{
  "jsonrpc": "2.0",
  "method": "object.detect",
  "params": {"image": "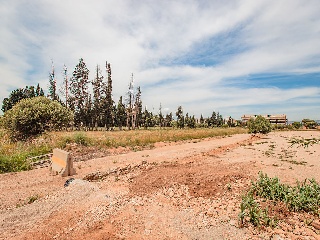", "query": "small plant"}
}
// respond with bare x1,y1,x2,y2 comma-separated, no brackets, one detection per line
239,172,320,228
289,137,320,148
27,194,39,204
16,194,40,207
239,192,277,228
74,132,90,146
